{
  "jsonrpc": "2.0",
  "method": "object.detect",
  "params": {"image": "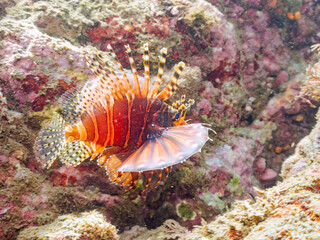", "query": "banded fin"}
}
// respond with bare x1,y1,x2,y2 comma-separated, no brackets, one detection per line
34,114,66,168
34,114,94,168
84,44,185,102
125,44,141,96
60,88,83,124
99,149,141,187
86,49,126,100
60,141,92,166
106,44,133,95
117,123,209,172
149,48,167,98
157,62,185,101
142,170,164,190
141,43,150,97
